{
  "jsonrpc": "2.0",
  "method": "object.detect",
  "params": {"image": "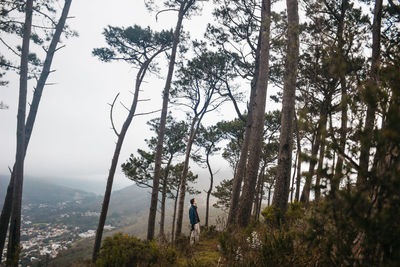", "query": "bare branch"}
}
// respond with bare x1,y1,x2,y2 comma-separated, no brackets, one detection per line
55,44,66,52
328,112,360,171
120,101,130,112
155,8,180,21
134,109,162,117
109,93,120,137
0,37,20,57
138,98,151,102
